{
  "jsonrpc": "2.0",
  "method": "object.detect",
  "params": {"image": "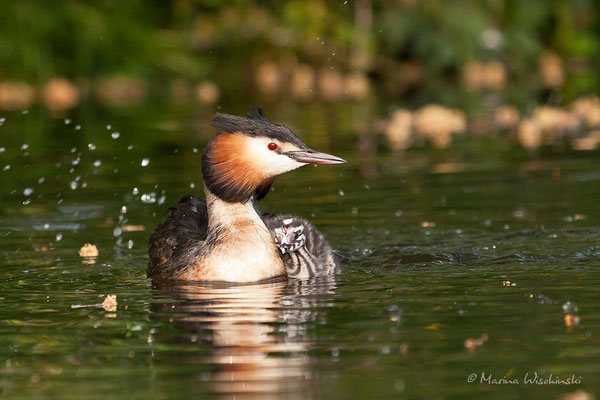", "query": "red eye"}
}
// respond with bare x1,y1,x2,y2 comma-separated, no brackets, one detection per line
268,142,278,151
